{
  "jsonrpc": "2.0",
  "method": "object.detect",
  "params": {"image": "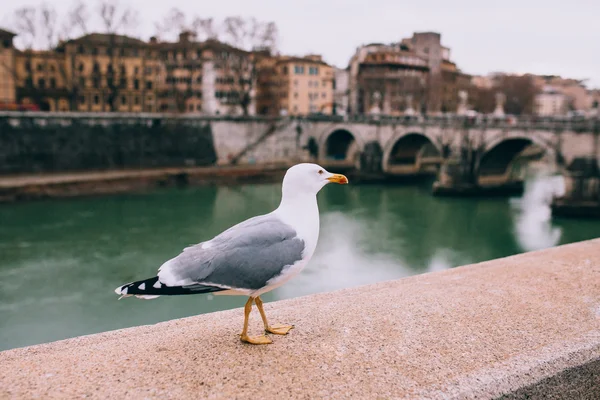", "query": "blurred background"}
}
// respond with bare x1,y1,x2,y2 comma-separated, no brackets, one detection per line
0,0,599,351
